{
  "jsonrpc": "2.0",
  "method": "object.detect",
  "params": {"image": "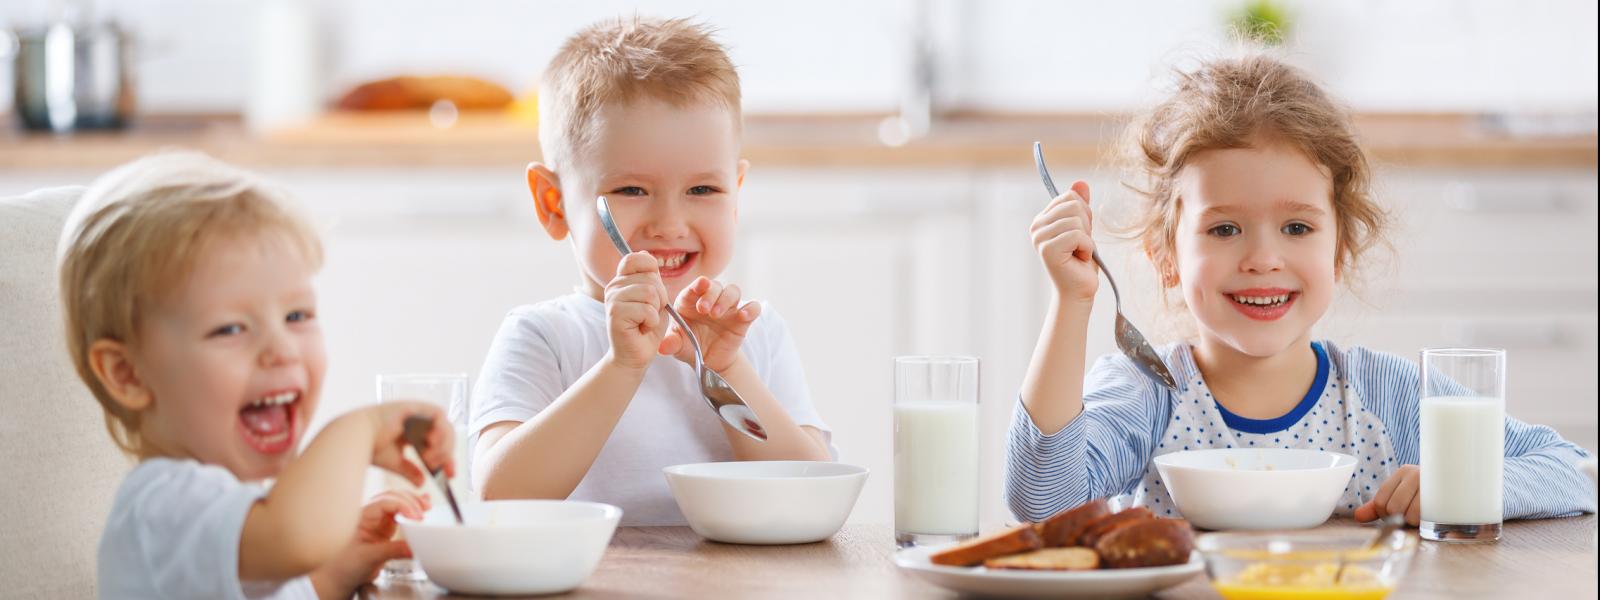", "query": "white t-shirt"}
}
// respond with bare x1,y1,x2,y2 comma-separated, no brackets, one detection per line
468,293,834,525
98,458,317,599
